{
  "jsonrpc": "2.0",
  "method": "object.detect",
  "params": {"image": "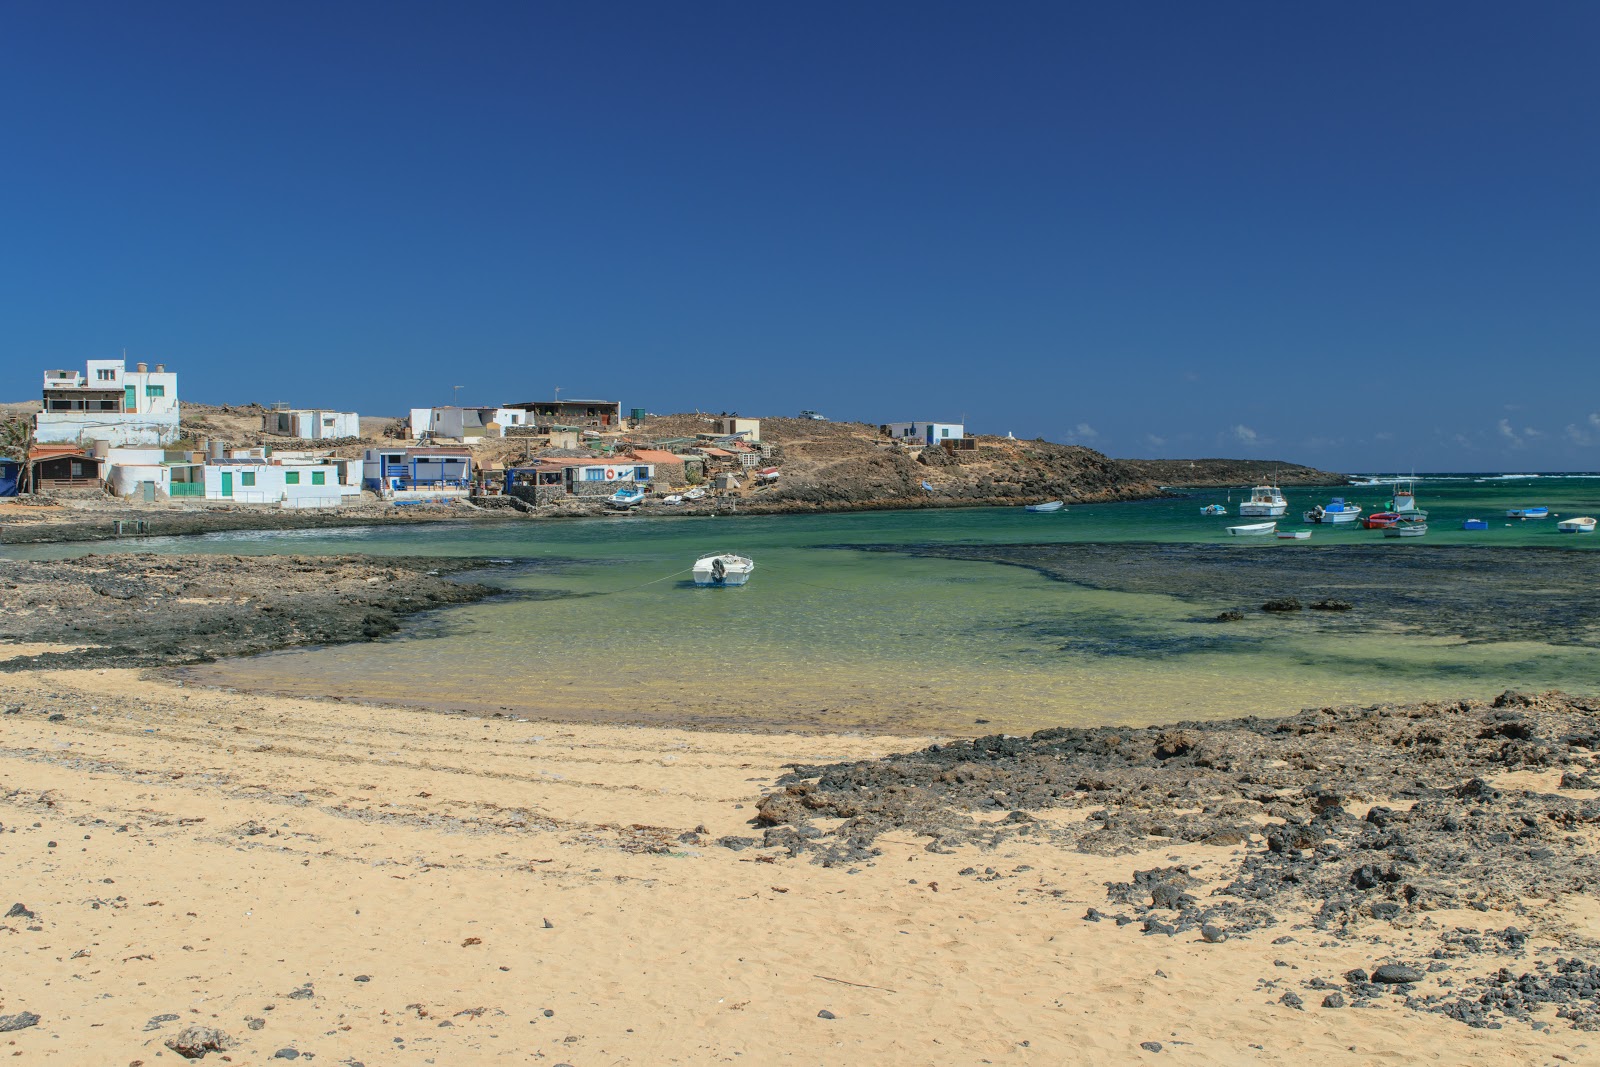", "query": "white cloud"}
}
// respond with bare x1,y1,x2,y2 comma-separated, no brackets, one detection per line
1590,412,1600,430
1453,433,1475,450
1065,423,1099,443
1497,419,1525,448
1374,431,1395,441
1143,433,1167,450
1564,423,1592,446
1230,424,1258,445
